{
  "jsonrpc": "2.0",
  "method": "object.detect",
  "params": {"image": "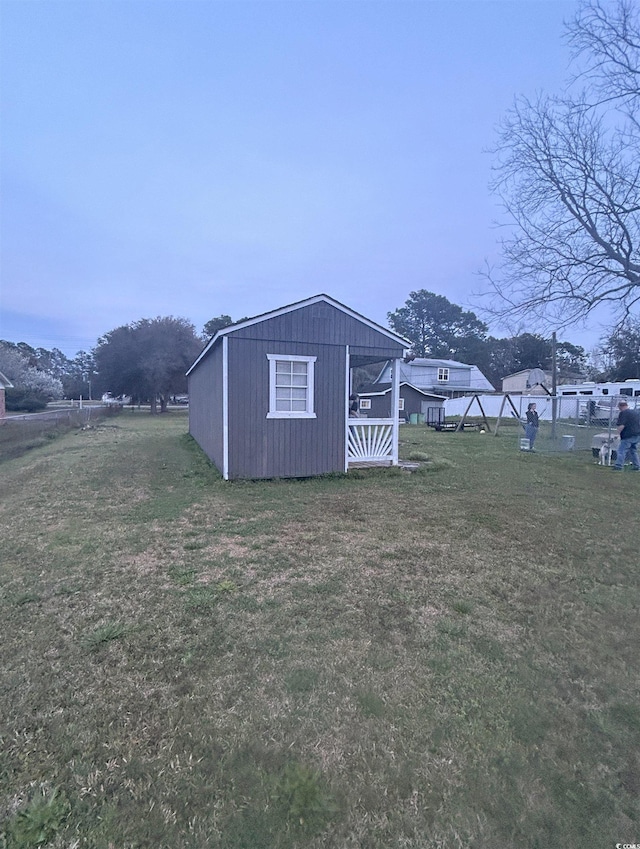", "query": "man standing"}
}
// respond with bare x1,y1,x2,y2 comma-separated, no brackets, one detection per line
612,400,640,471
